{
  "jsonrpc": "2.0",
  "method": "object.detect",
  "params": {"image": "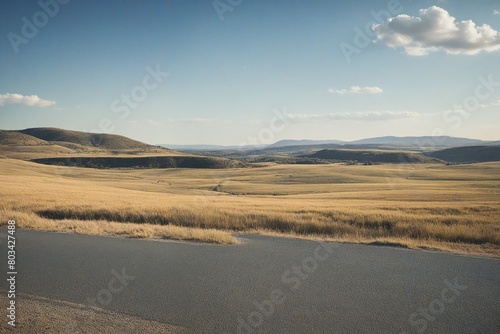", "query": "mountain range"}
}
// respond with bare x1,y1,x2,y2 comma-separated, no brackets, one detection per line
161,136,493,152
1,127,499,165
